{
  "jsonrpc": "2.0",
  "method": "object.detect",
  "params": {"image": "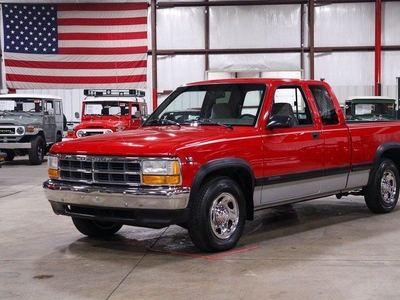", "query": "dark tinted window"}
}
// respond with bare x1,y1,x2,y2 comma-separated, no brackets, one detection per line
309,85,339,125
